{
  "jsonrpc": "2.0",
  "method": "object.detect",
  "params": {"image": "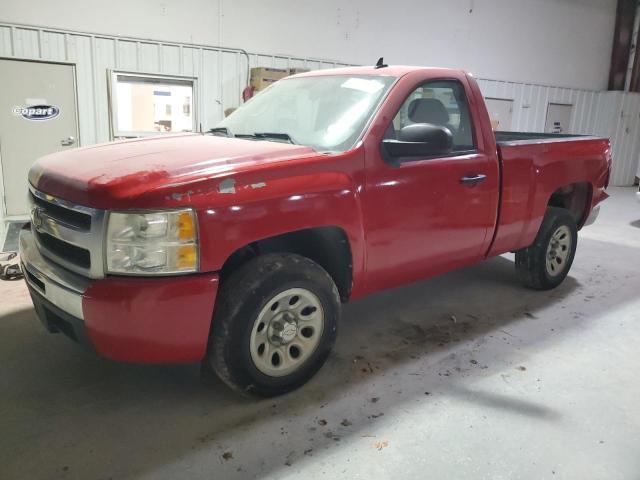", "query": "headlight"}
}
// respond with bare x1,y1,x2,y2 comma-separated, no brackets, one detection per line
106,209,198,275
